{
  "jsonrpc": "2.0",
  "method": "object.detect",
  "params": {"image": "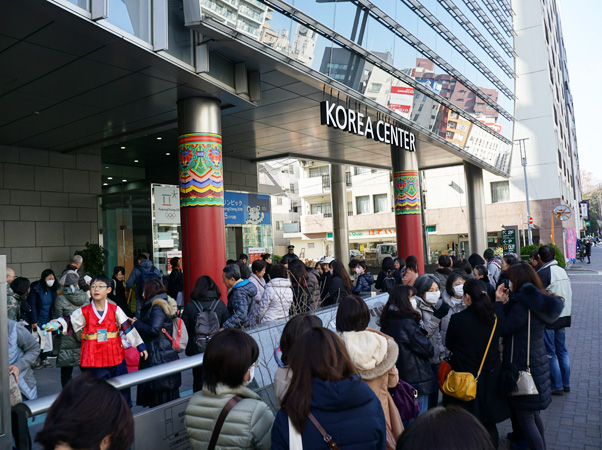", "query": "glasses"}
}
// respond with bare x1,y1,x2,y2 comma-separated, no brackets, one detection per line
90,285,109,290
